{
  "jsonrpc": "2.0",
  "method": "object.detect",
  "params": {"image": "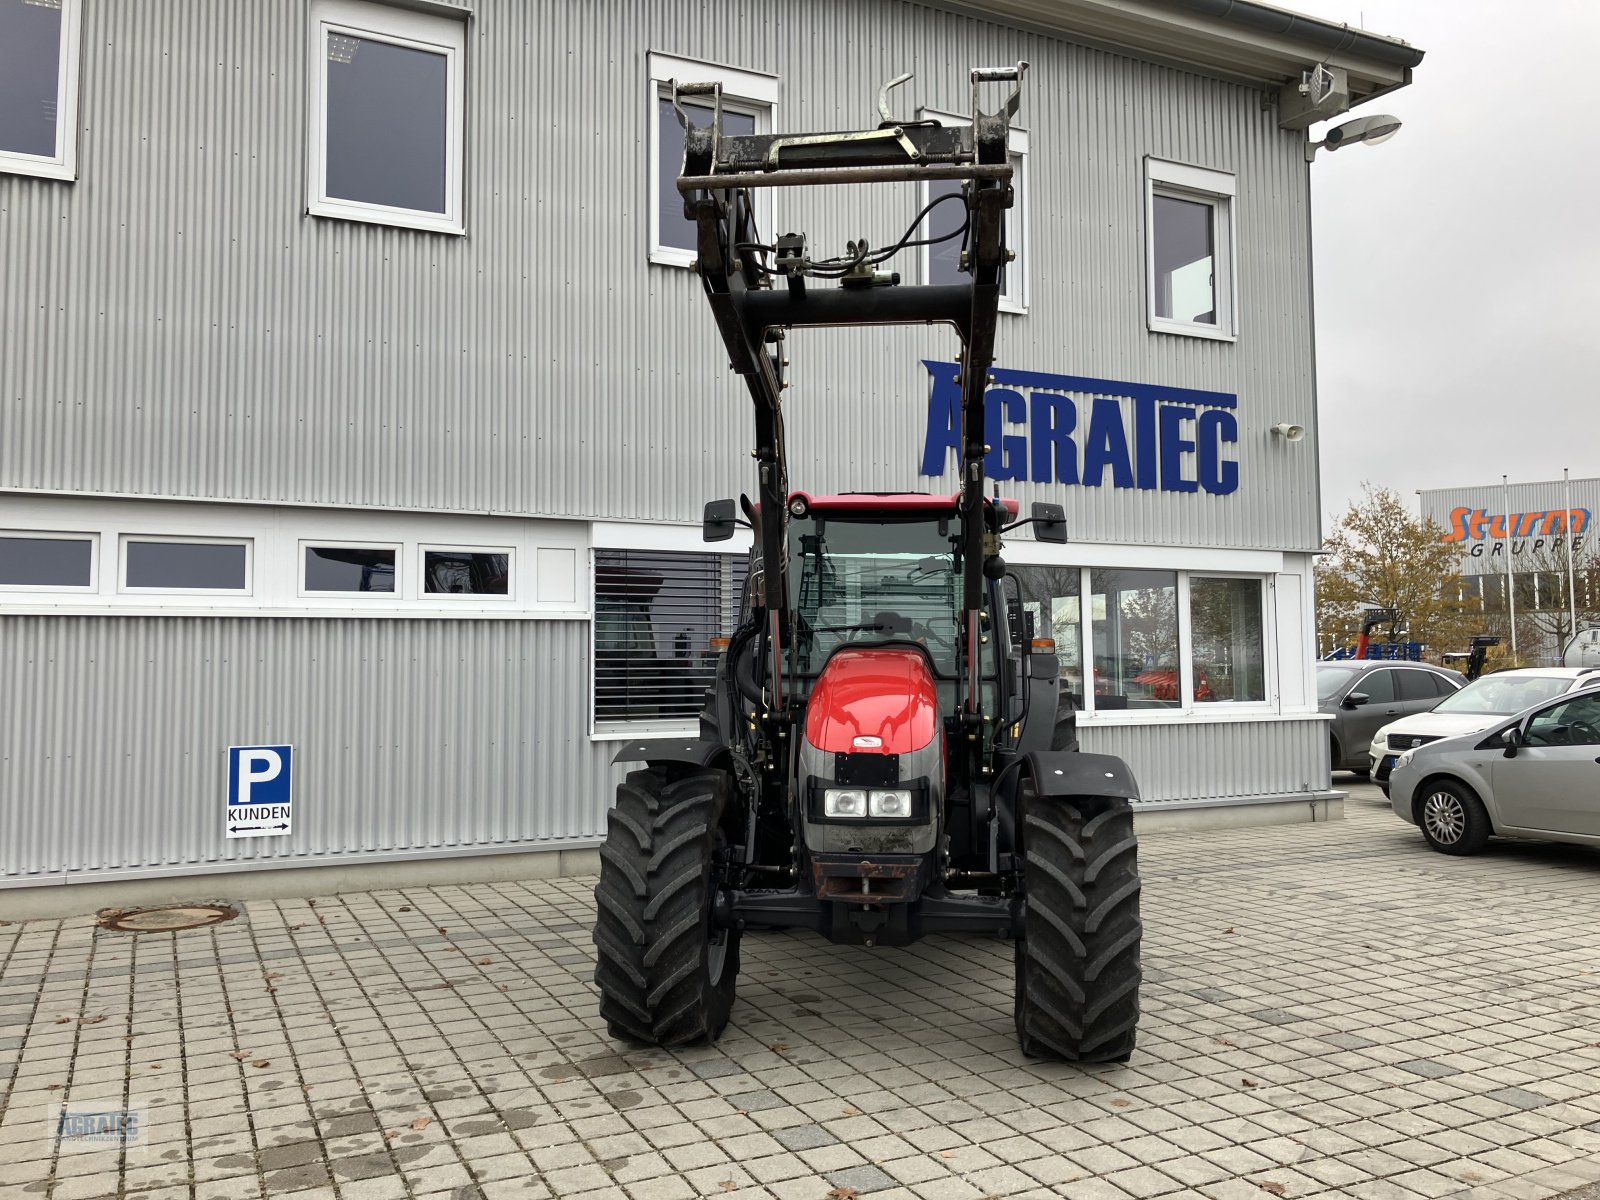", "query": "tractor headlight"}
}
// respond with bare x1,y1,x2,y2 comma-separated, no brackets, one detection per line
823,788,868,817
868,789,913,817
